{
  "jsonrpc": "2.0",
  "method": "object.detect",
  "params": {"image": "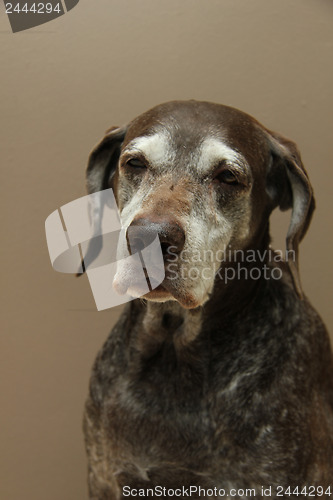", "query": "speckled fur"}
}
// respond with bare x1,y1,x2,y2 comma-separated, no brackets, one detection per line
83,101,333,499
